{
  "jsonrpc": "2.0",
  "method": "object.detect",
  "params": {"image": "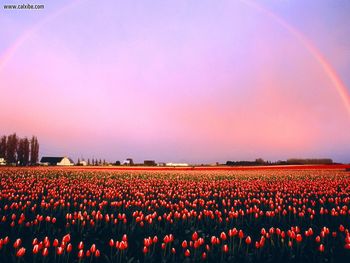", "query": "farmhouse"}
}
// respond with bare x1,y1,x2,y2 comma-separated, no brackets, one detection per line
0,158,6,166
40,156,74,166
